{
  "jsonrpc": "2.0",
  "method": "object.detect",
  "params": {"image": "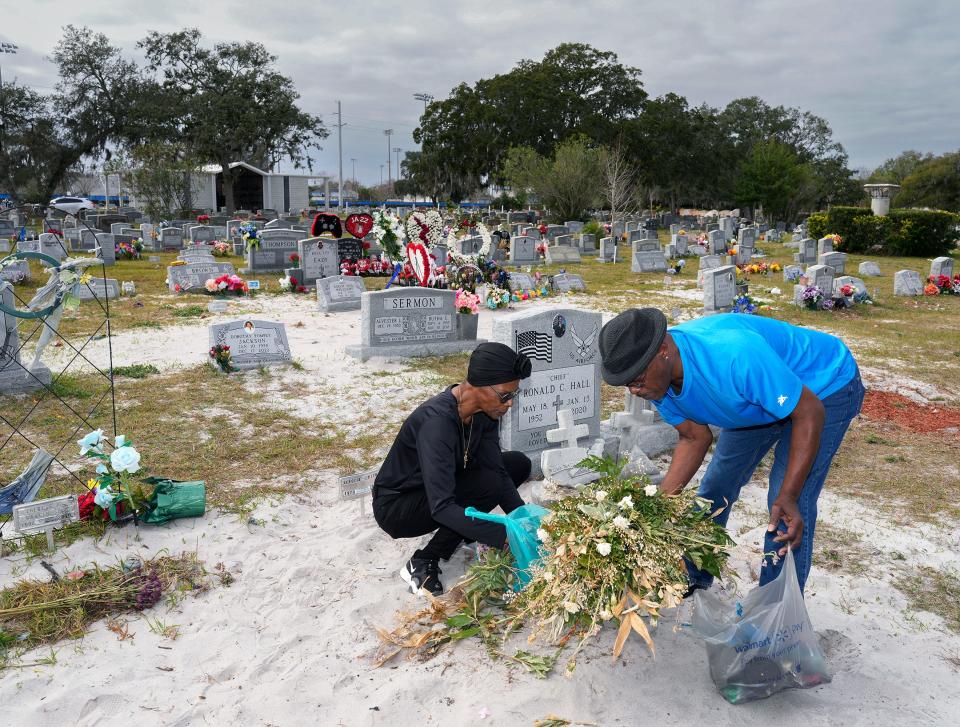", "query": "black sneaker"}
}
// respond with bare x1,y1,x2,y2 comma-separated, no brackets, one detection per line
401,557,443,596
